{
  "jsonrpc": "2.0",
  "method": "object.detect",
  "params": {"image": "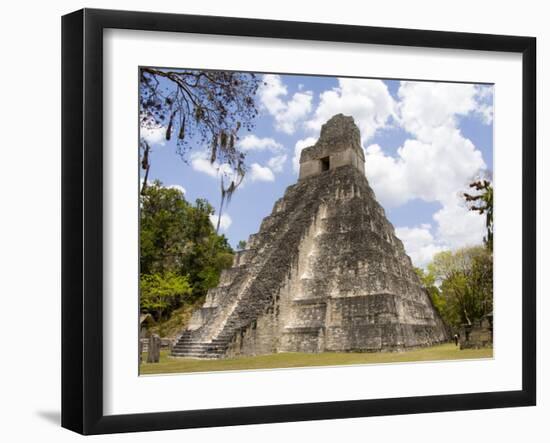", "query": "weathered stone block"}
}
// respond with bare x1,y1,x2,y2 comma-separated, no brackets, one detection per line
147,333,161,363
